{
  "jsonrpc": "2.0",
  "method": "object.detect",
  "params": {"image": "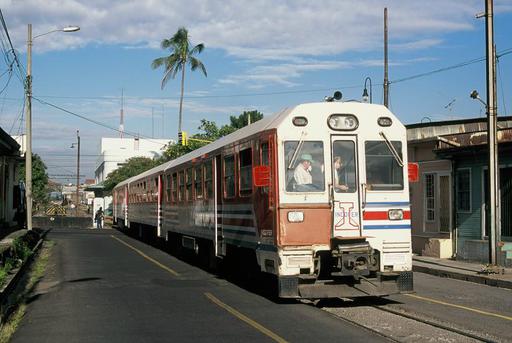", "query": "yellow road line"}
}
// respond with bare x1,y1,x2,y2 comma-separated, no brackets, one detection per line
111,235,180,277
405,293,512,321
204,292,288,343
